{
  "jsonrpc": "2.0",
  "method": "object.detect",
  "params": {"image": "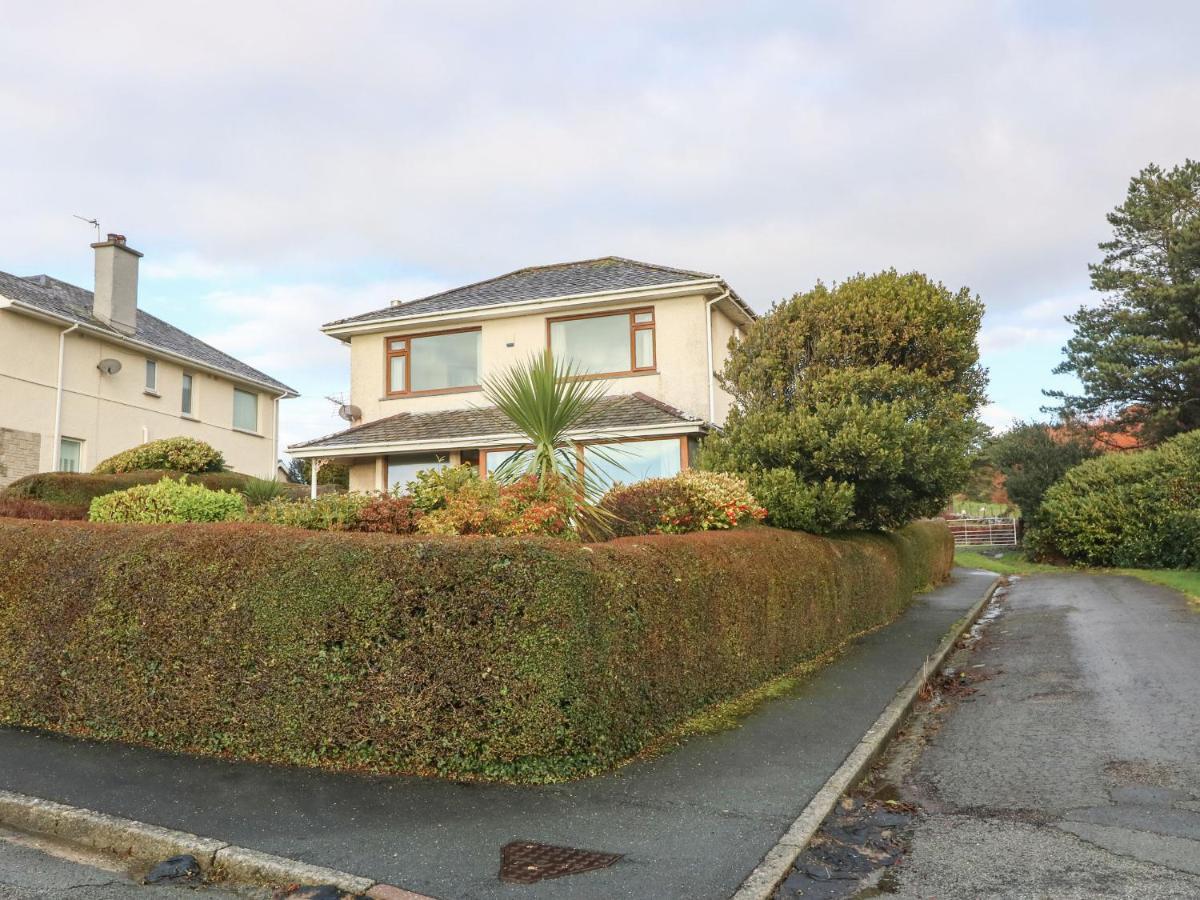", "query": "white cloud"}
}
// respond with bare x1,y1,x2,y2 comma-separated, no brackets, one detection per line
981,403,1020,431
2,1,1196,425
